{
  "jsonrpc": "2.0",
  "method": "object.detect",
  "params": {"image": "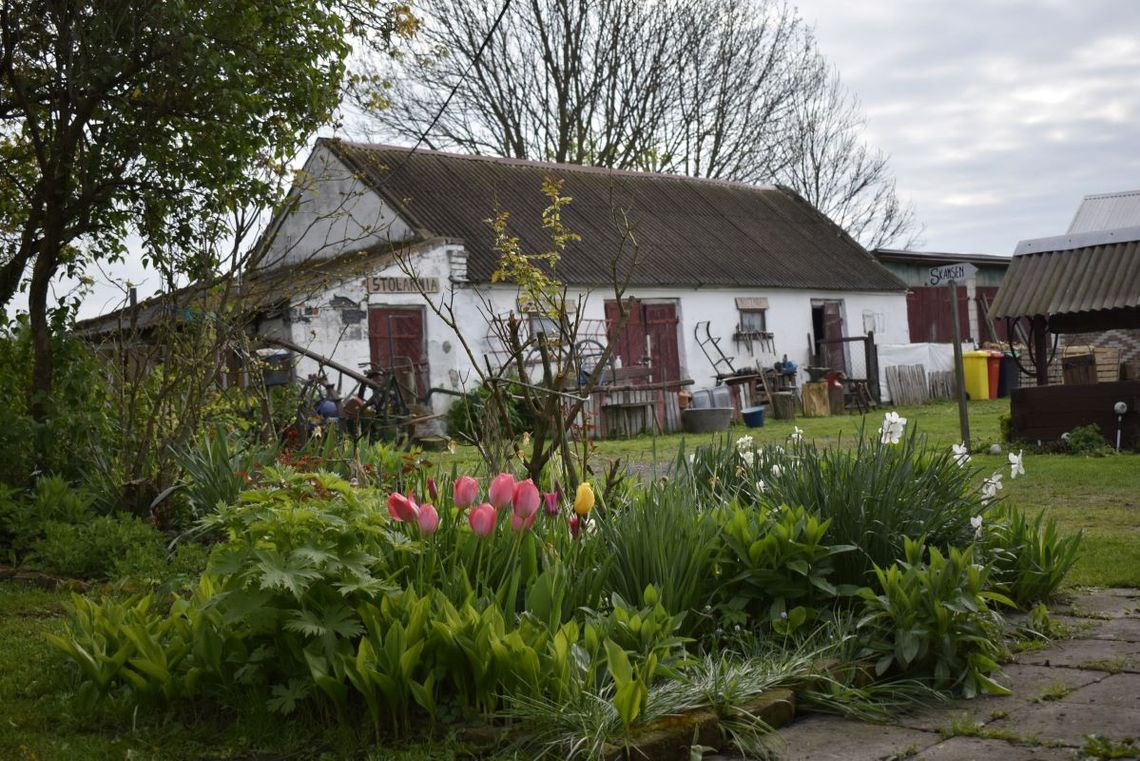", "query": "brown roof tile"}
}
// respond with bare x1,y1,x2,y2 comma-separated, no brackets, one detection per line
325,139,905,292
